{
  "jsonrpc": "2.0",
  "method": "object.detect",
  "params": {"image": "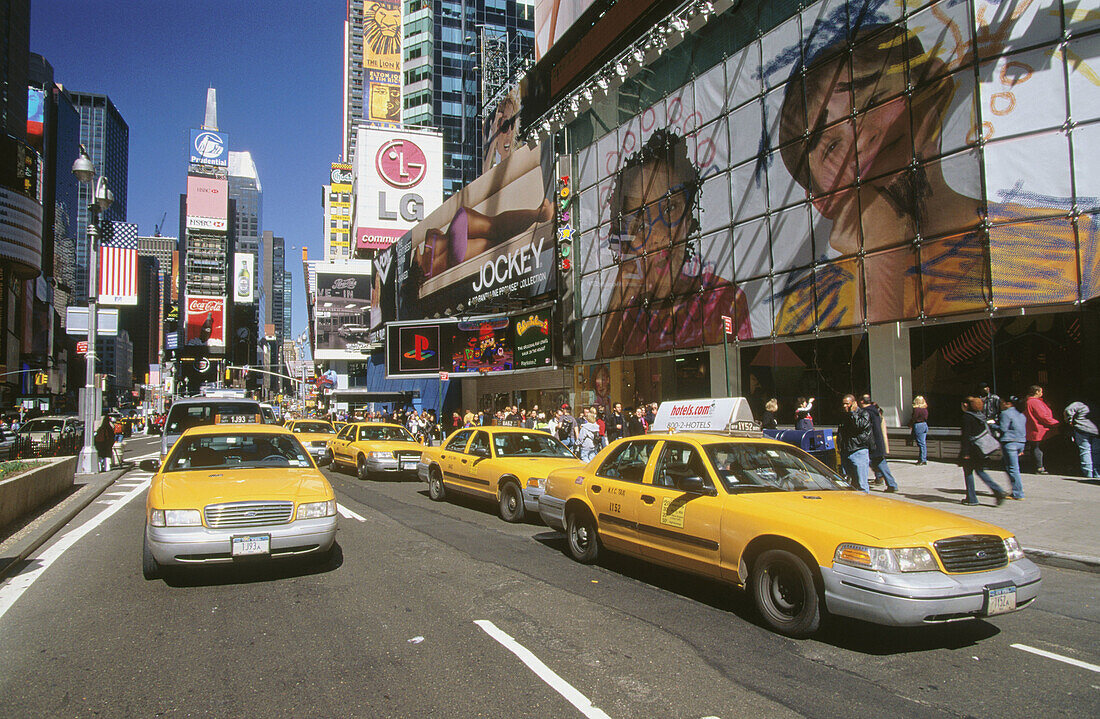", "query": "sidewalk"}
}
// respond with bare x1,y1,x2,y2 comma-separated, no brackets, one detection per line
877,458,1099,570
0,465,129,581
